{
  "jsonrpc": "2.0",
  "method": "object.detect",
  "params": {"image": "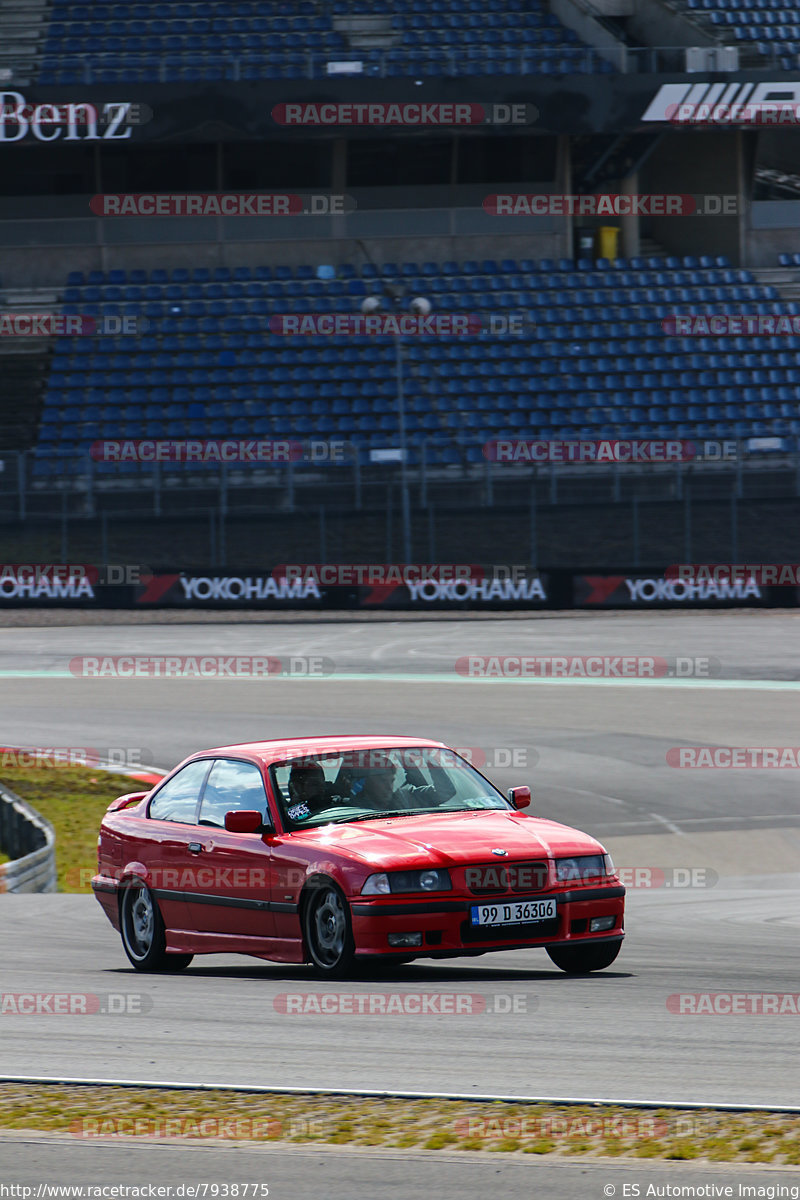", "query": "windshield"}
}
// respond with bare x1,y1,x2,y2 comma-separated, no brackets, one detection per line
270,746,511,830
